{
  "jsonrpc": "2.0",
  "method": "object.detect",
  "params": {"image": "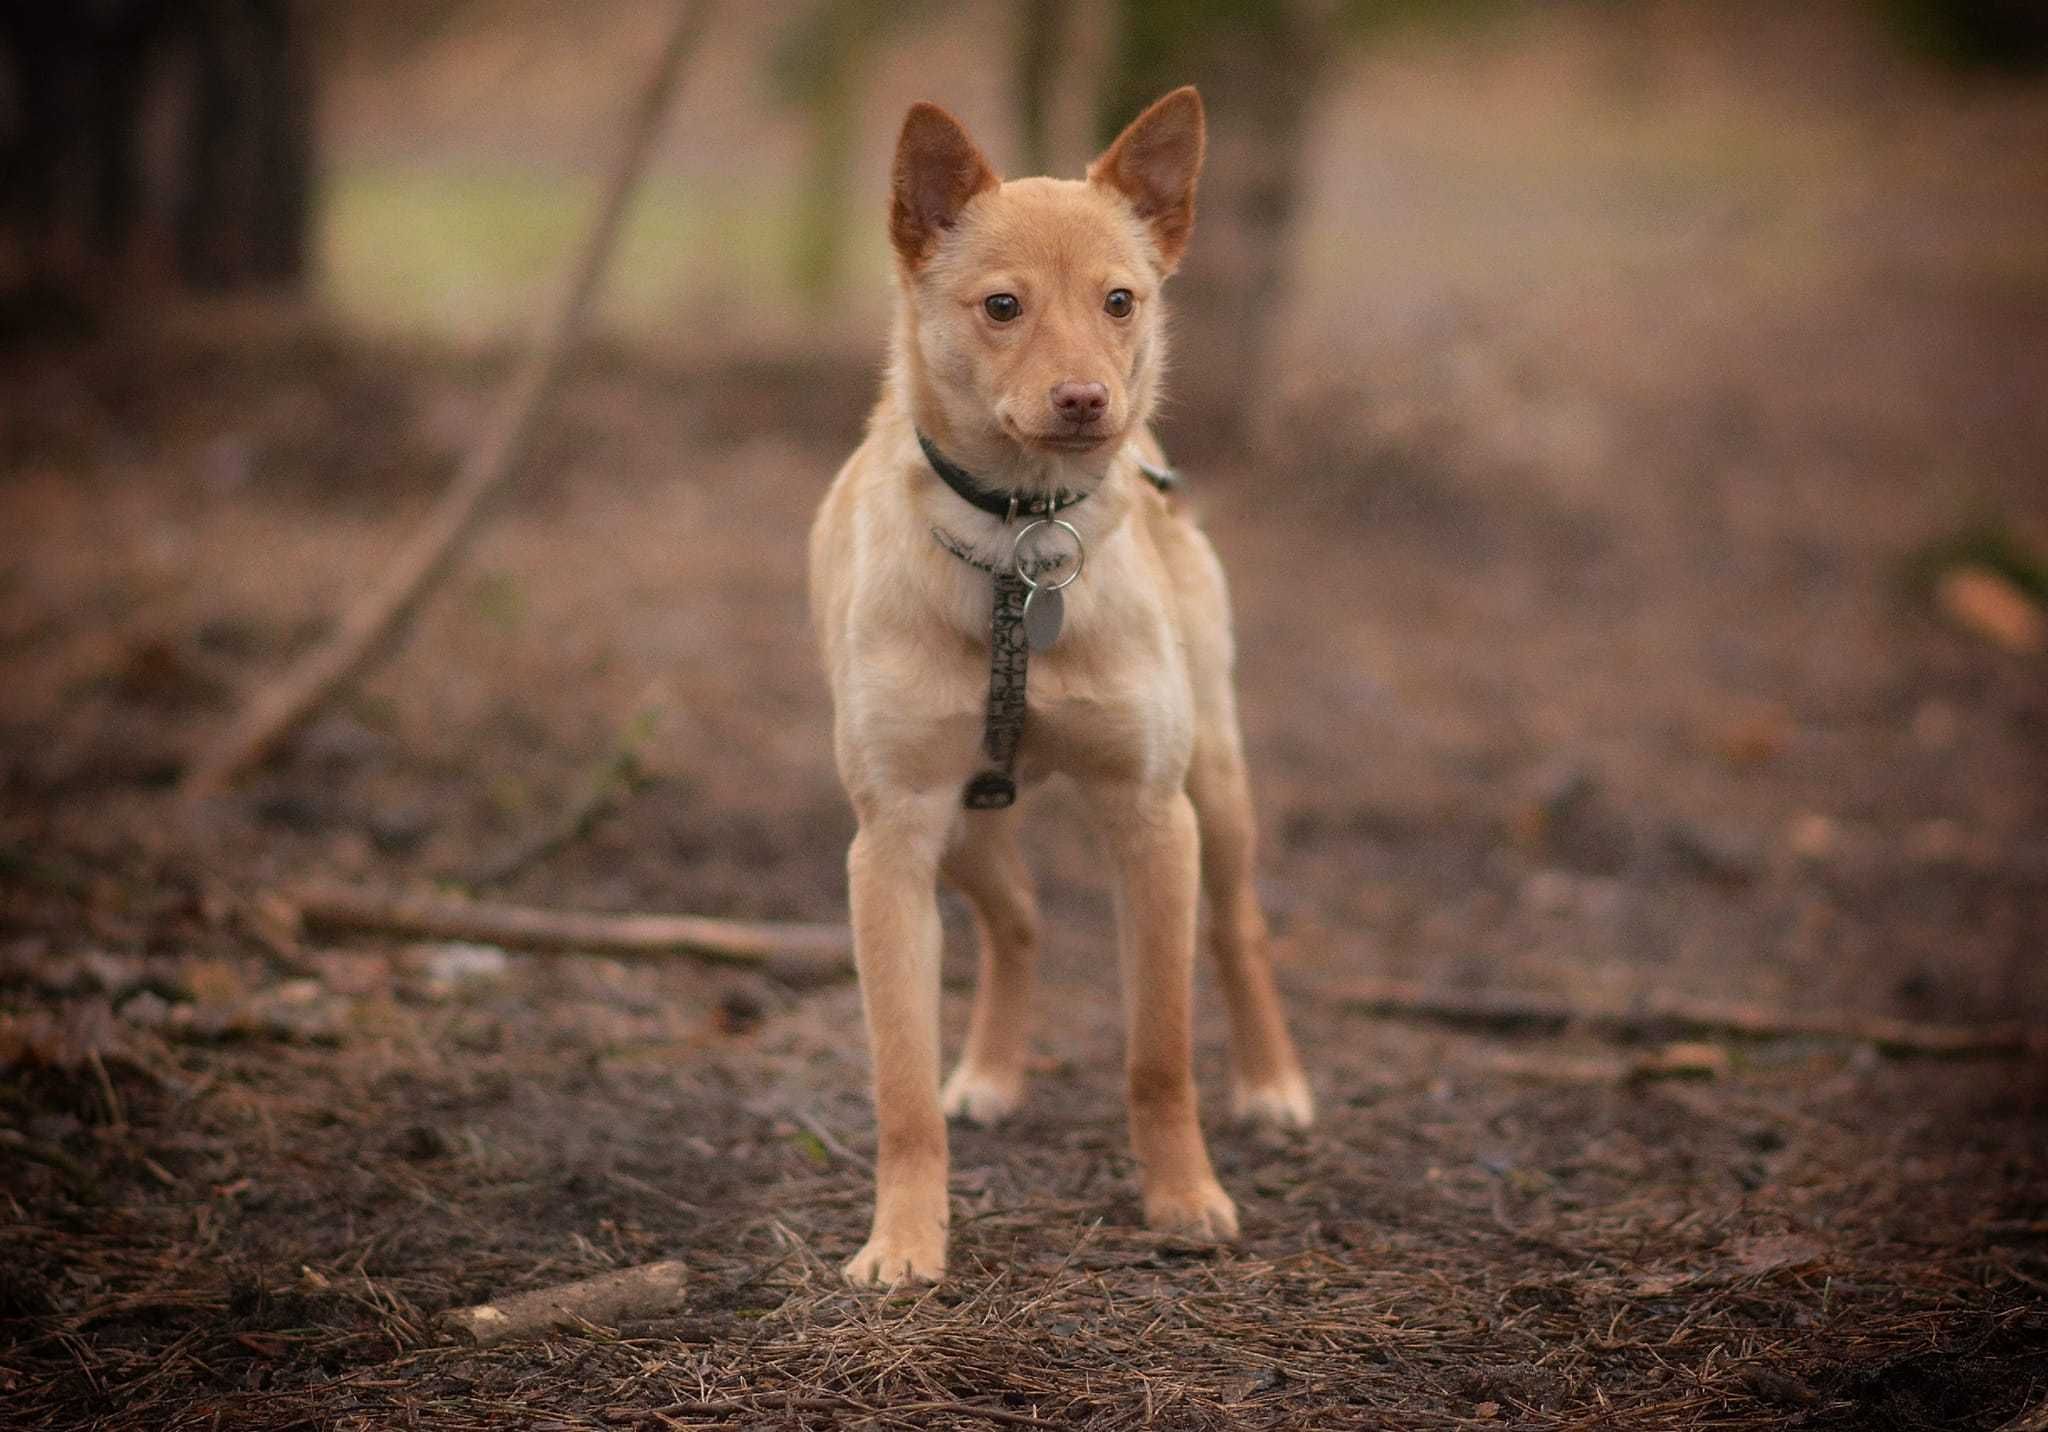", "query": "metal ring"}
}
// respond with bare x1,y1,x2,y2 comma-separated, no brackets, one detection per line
1010,517,1084,592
